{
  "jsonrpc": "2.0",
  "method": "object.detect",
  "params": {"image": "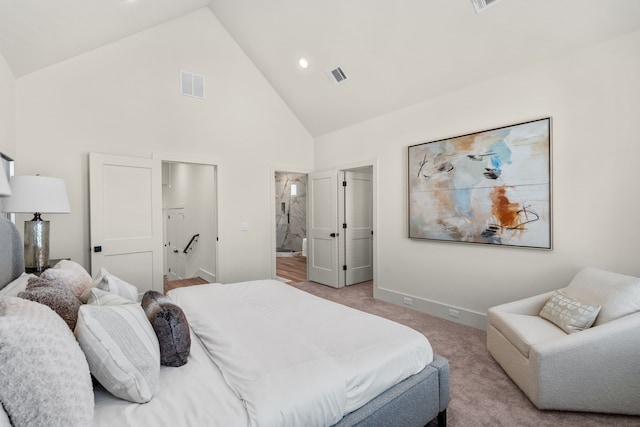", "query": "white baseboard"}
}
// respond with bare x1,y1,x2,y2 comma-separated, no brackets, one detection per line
197,268,216,283
374,286,487,330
